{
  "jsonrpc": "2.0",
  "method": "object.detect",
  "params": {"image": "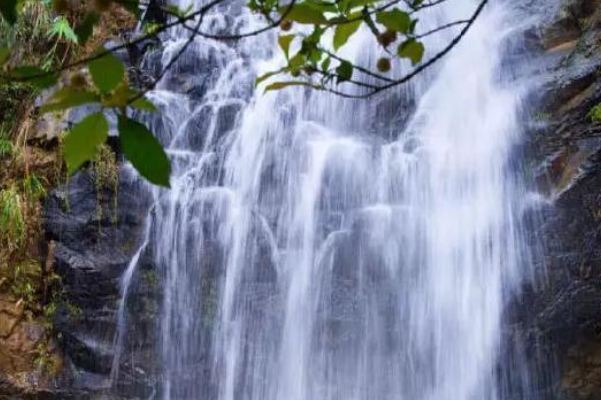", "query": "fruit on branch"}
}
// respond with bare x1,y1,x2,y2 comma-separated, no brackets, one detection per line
376,57,391,72
280,20,293,32
70,73,88,88
377,30,397,48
